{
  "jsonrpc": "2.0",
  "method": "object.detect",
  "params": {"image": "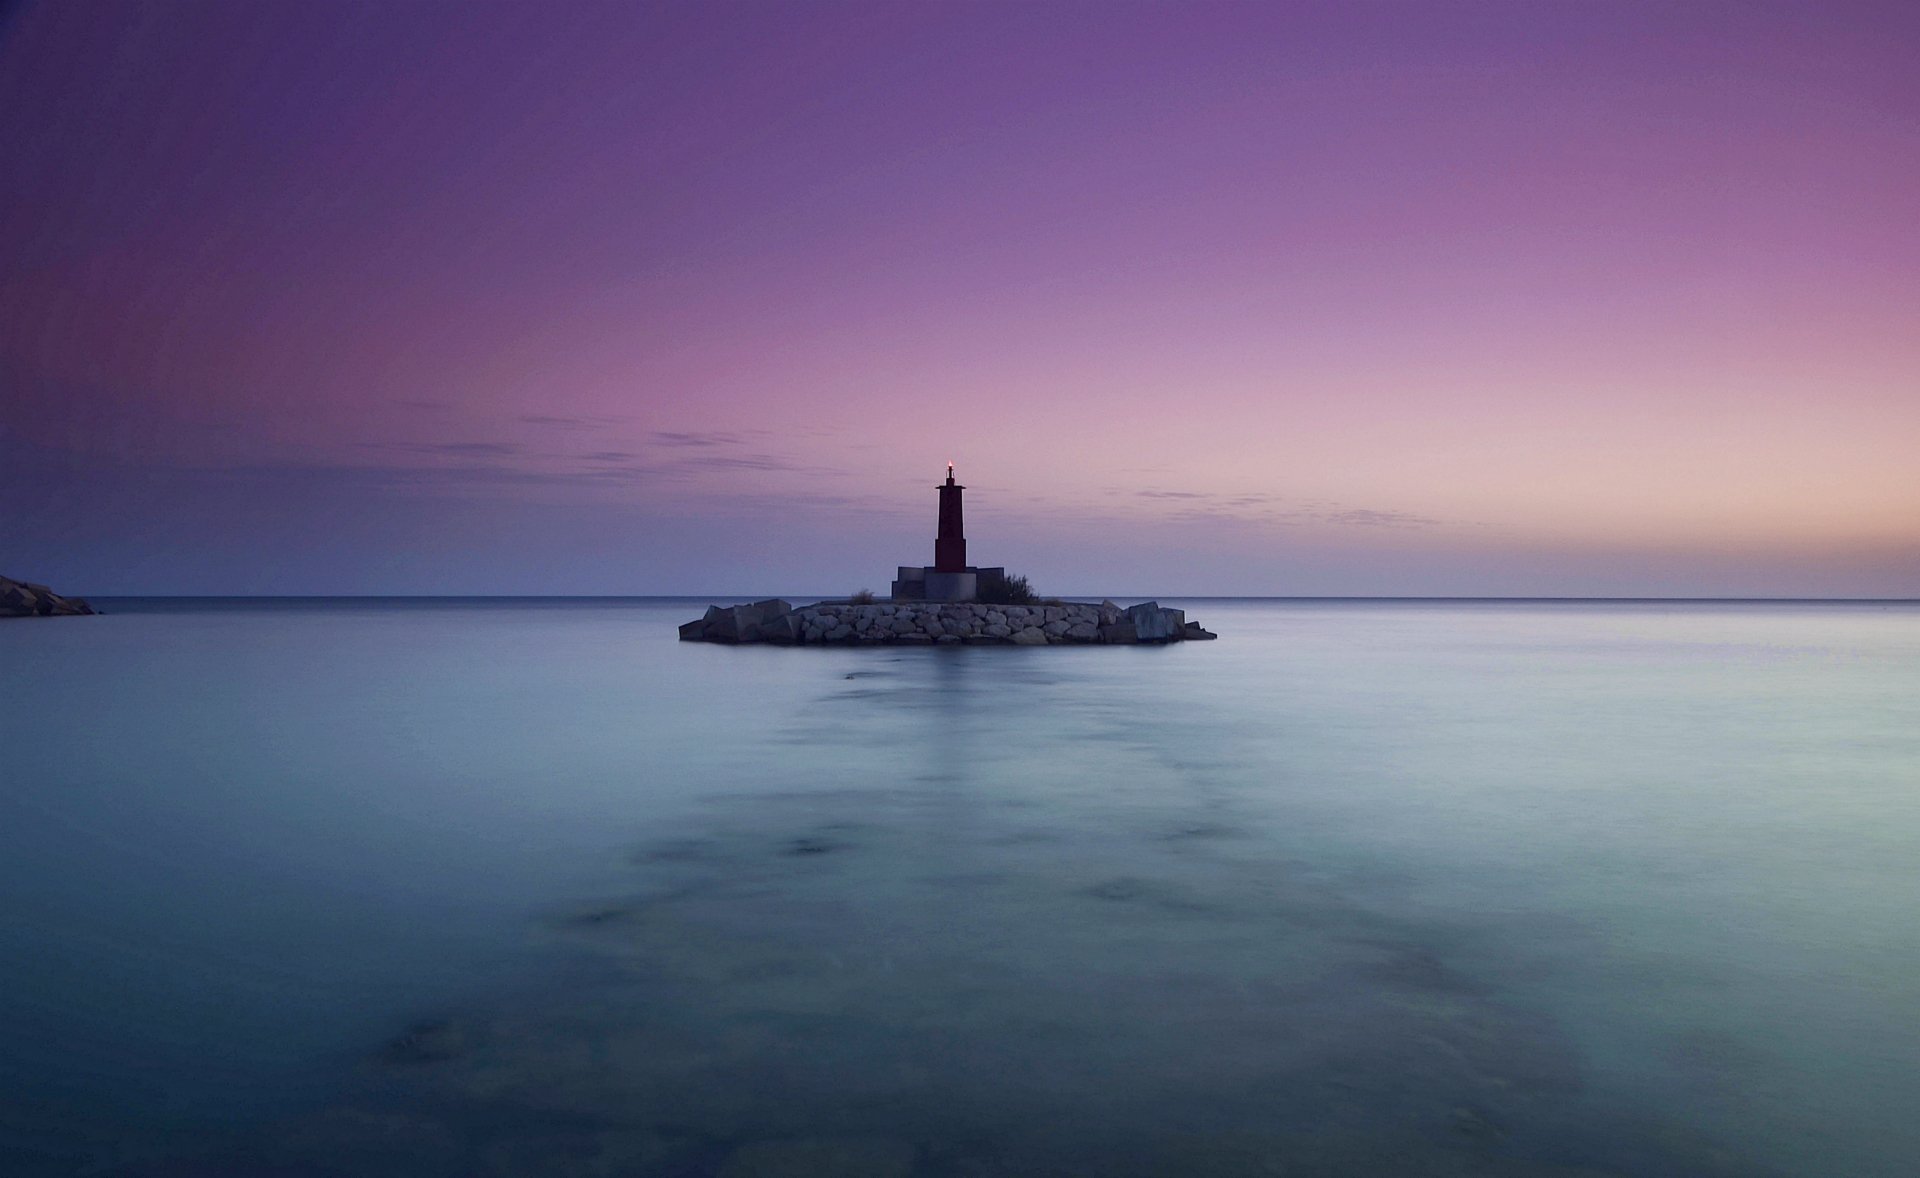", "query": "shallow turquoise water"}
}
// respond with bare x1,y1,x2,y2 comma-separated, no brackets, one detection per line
2,598,1916,1176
